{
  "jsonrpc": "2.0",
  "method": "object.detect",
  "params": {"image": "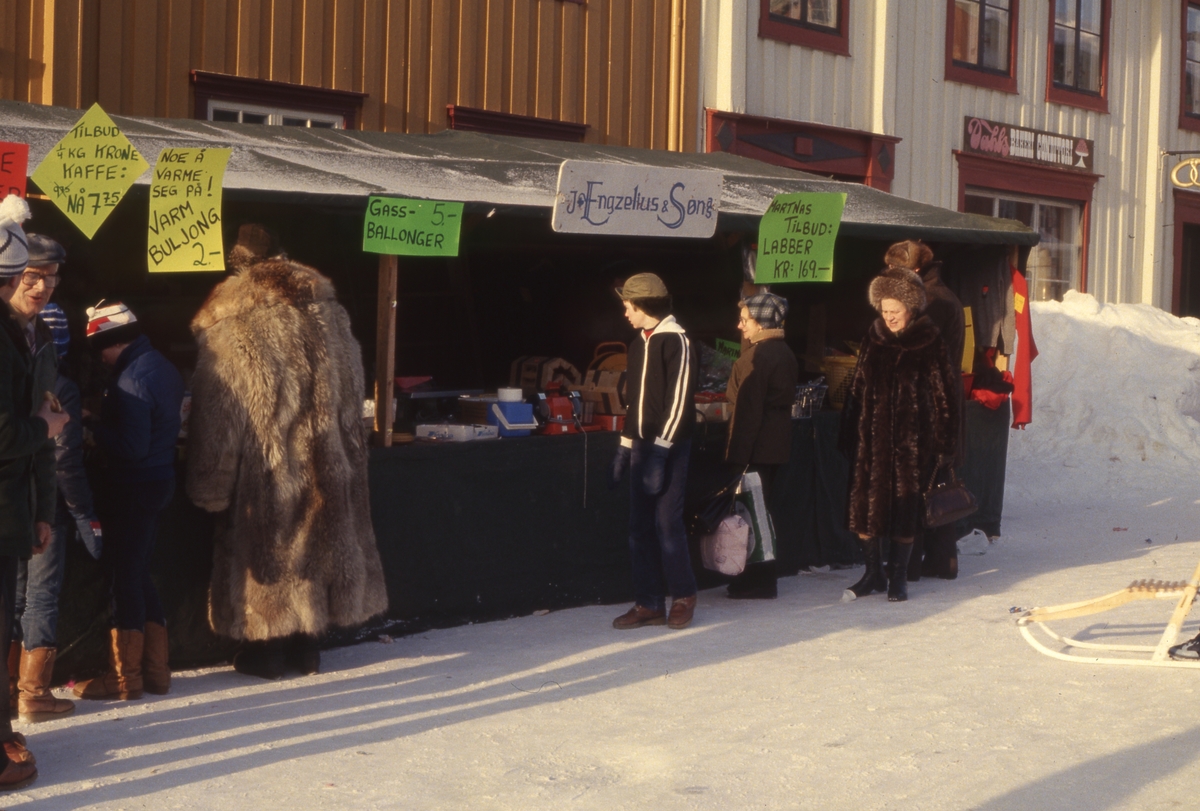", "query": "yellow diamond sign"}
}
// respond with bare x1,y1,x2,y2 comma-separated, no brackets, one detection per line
31,103,148,238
